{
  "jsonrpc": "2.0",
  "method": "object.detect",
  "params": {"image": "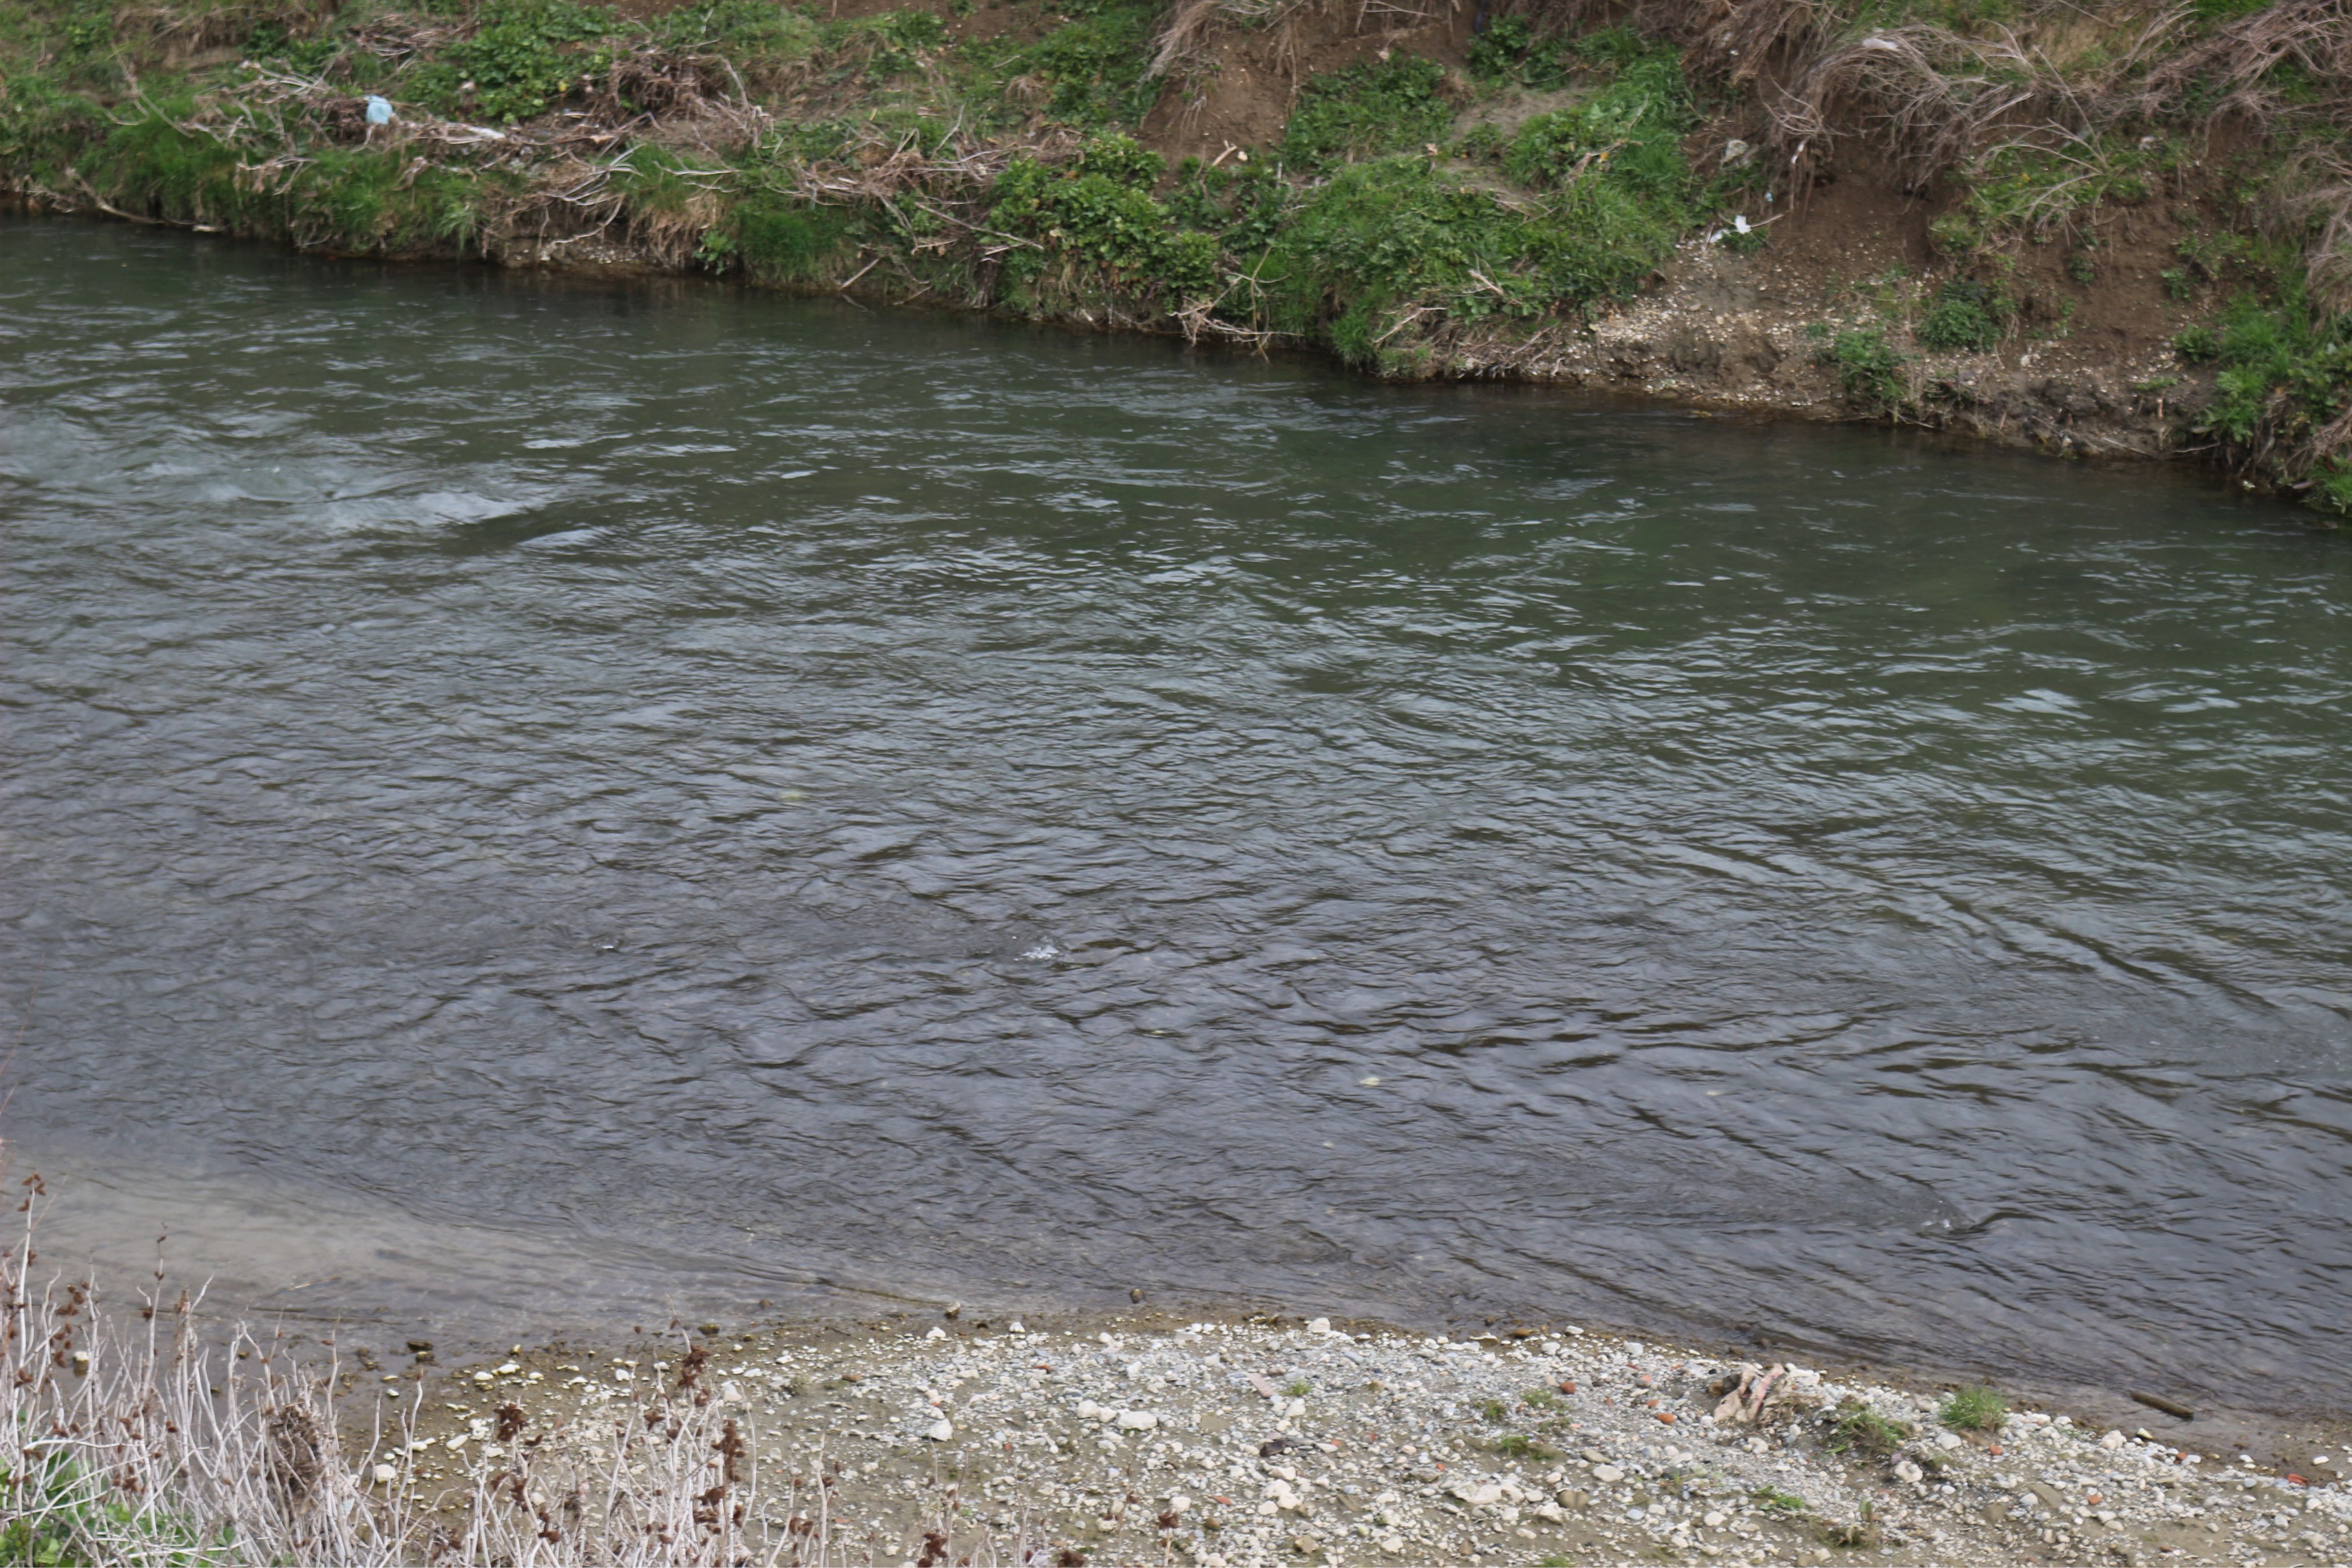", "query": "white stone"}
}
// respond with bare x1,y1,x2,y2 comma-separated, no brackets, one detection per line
495,1362,519,1375
1116,1410,1158,1430
927,1326,947,1341
2100,1430,2126,1450
1935,1432,1963,1450
925,1420,955,1442
1379,1537,1405,1554
1705,1511,1727,1527
1284,1398,1306,1418
1168,1495,1191,1514
1593,1465,1626,1484
1894,1461,1923,1484
372,1464,398,1484
1308,1317,1332,1334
